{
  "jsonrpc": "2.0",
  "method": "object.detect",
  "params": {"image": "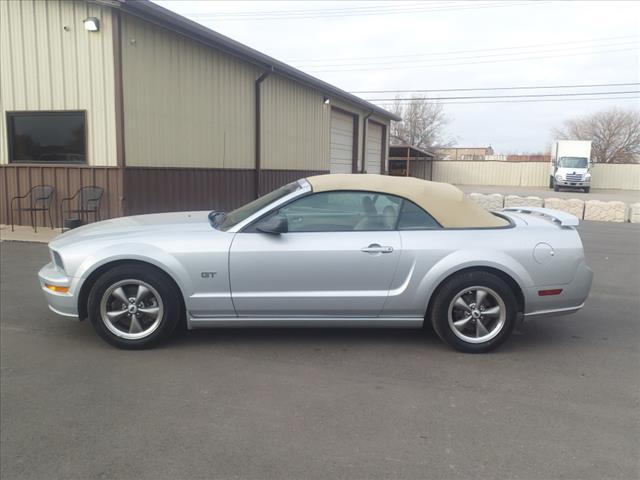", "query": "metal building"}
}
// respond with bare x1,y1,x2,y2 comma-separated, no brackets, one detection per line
0,0,399,227
388,144,435,180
